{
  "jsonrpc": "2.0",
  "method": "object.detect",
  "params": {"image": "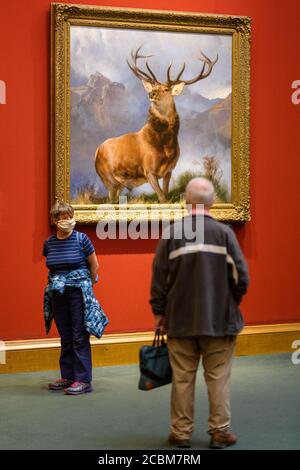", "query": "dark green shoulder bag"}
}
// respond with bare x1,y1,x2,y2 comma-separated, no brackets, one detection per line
138,330,172,391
